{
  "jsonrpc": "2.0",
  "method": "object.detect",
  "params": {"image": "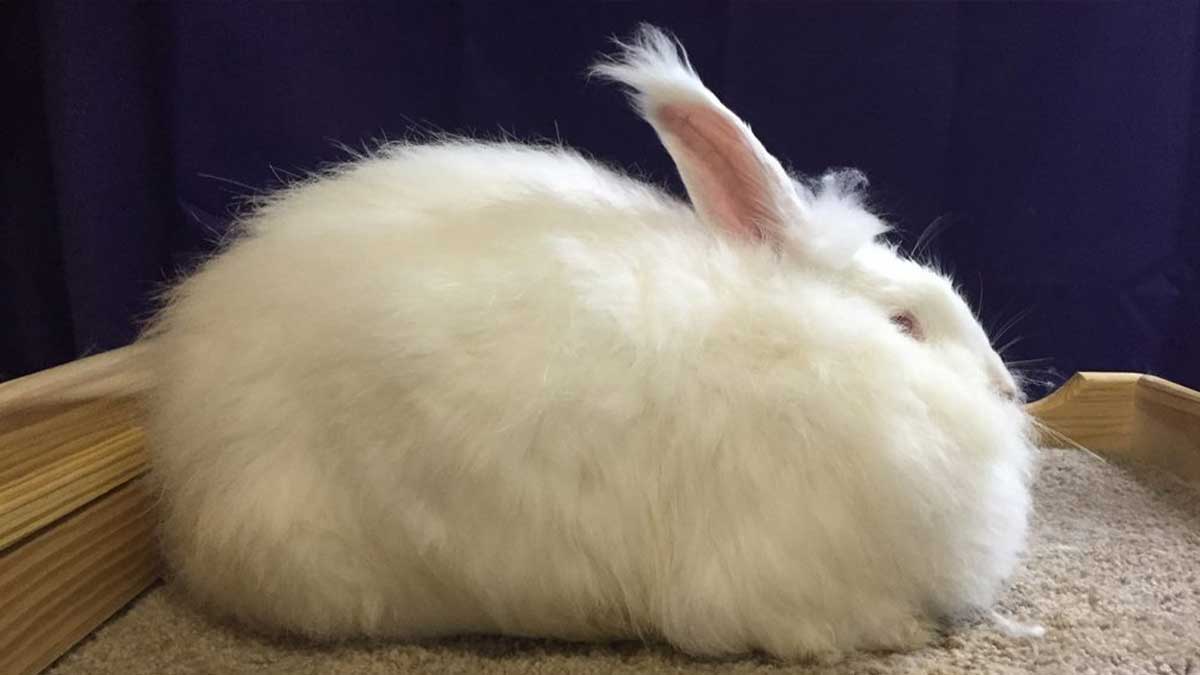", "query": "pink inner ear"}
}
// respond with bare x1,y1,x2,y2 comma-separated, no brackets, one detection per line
656,102,780,241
